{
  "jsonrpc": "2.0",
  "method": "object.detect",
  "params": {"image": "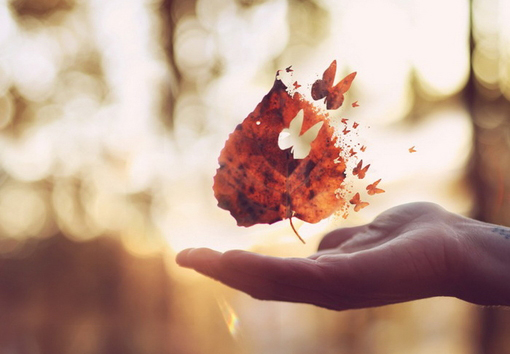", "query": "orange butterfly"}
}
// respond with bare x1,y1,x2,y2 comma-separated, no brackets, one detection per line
360,145,367,152
352,159,370,179
286,65,293,73
409,146,417,153
366,179,385,195
342,127,351,135
341,118,348,124
352,122,359,129
352,101,359,107
350,192,369,212
293,81,301,89
311,60,357,110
